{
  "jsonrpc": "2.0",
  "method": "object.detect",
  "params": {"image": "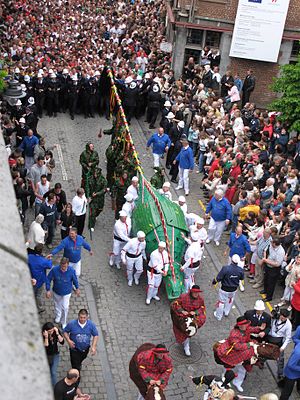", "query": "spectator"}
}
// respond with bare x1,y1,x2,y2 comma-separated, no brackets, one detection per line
40,192,61,248
42,322,64,386
26,214,46,251
72,188,87,236
54,369,90,400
